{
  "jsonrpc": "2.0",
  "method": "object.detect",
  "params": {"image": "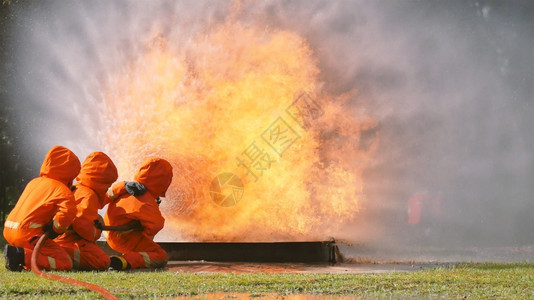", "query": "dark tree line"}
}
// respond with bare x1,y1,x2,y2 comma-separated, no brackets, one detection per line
1,1,34,225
